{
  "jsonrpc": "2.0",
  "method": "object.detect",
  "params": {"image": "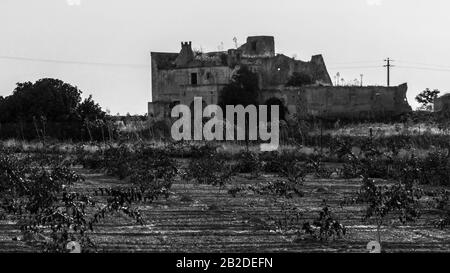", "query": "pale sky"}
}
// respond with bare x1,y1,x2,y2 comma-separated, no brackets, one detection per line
1,0,449,114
